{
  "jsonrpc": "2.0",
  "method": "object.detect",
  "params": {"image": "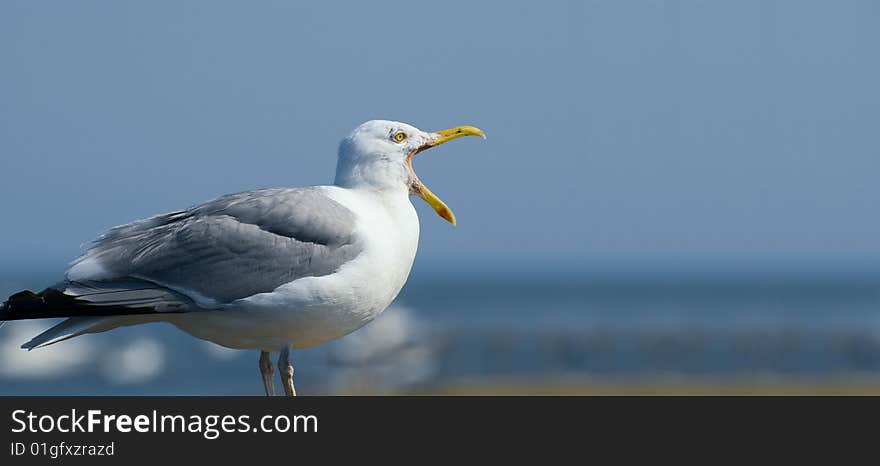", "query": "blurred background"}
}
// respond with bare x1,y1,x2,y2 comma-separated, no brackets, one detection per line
2,1,880,394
